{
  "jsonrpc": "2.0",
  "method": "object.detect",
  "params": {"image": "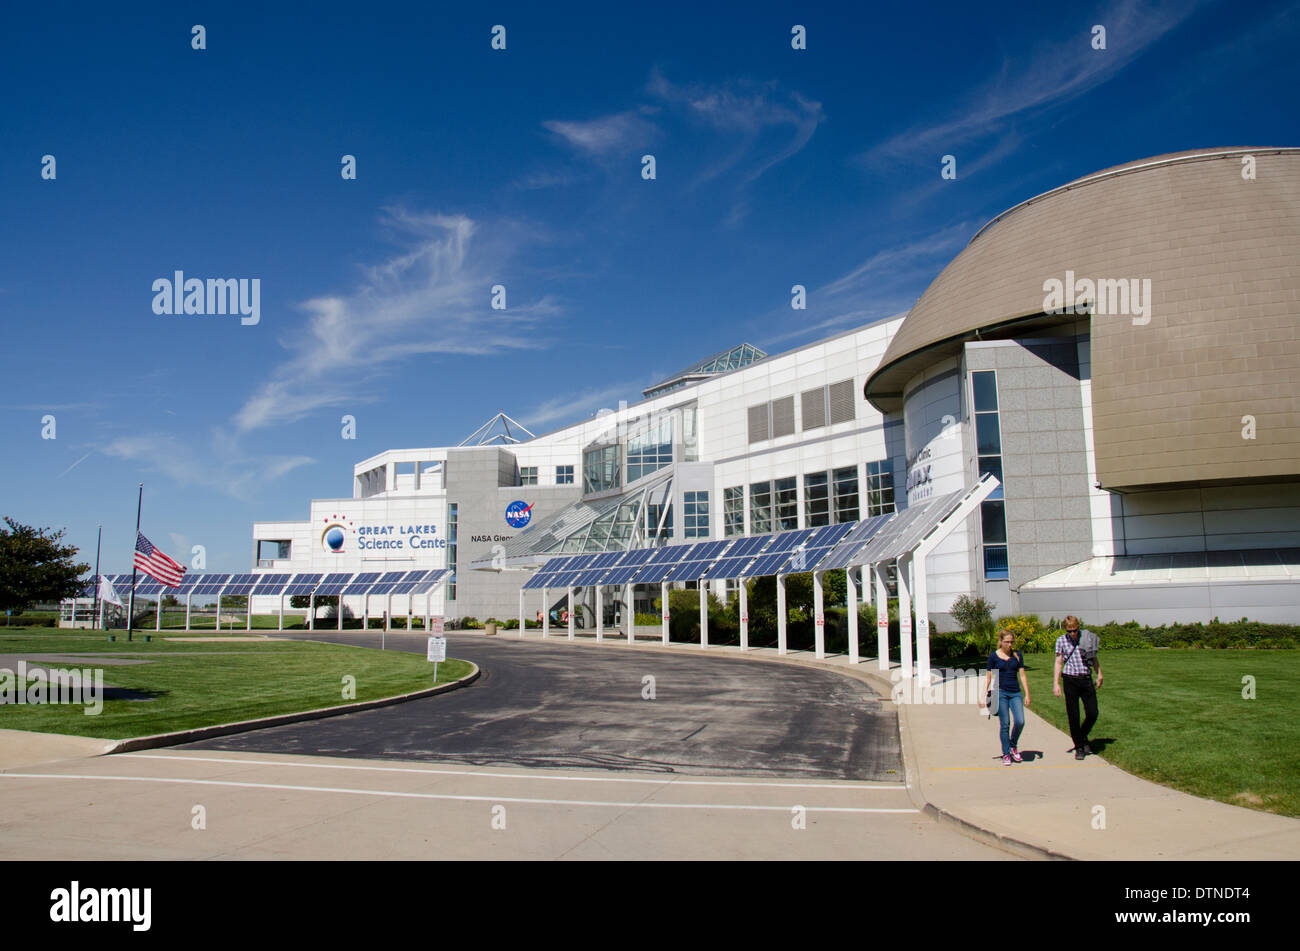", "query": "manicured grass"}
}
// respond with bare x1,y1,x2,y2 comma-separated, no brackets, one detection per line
1017,649,1300,817
0,631,471,739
